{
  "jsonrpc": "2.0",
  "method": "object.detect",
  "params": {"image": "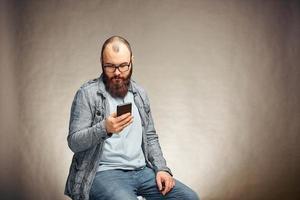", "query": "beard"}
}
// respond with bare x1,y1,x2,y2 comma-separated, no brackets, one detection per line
102,67,132,98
